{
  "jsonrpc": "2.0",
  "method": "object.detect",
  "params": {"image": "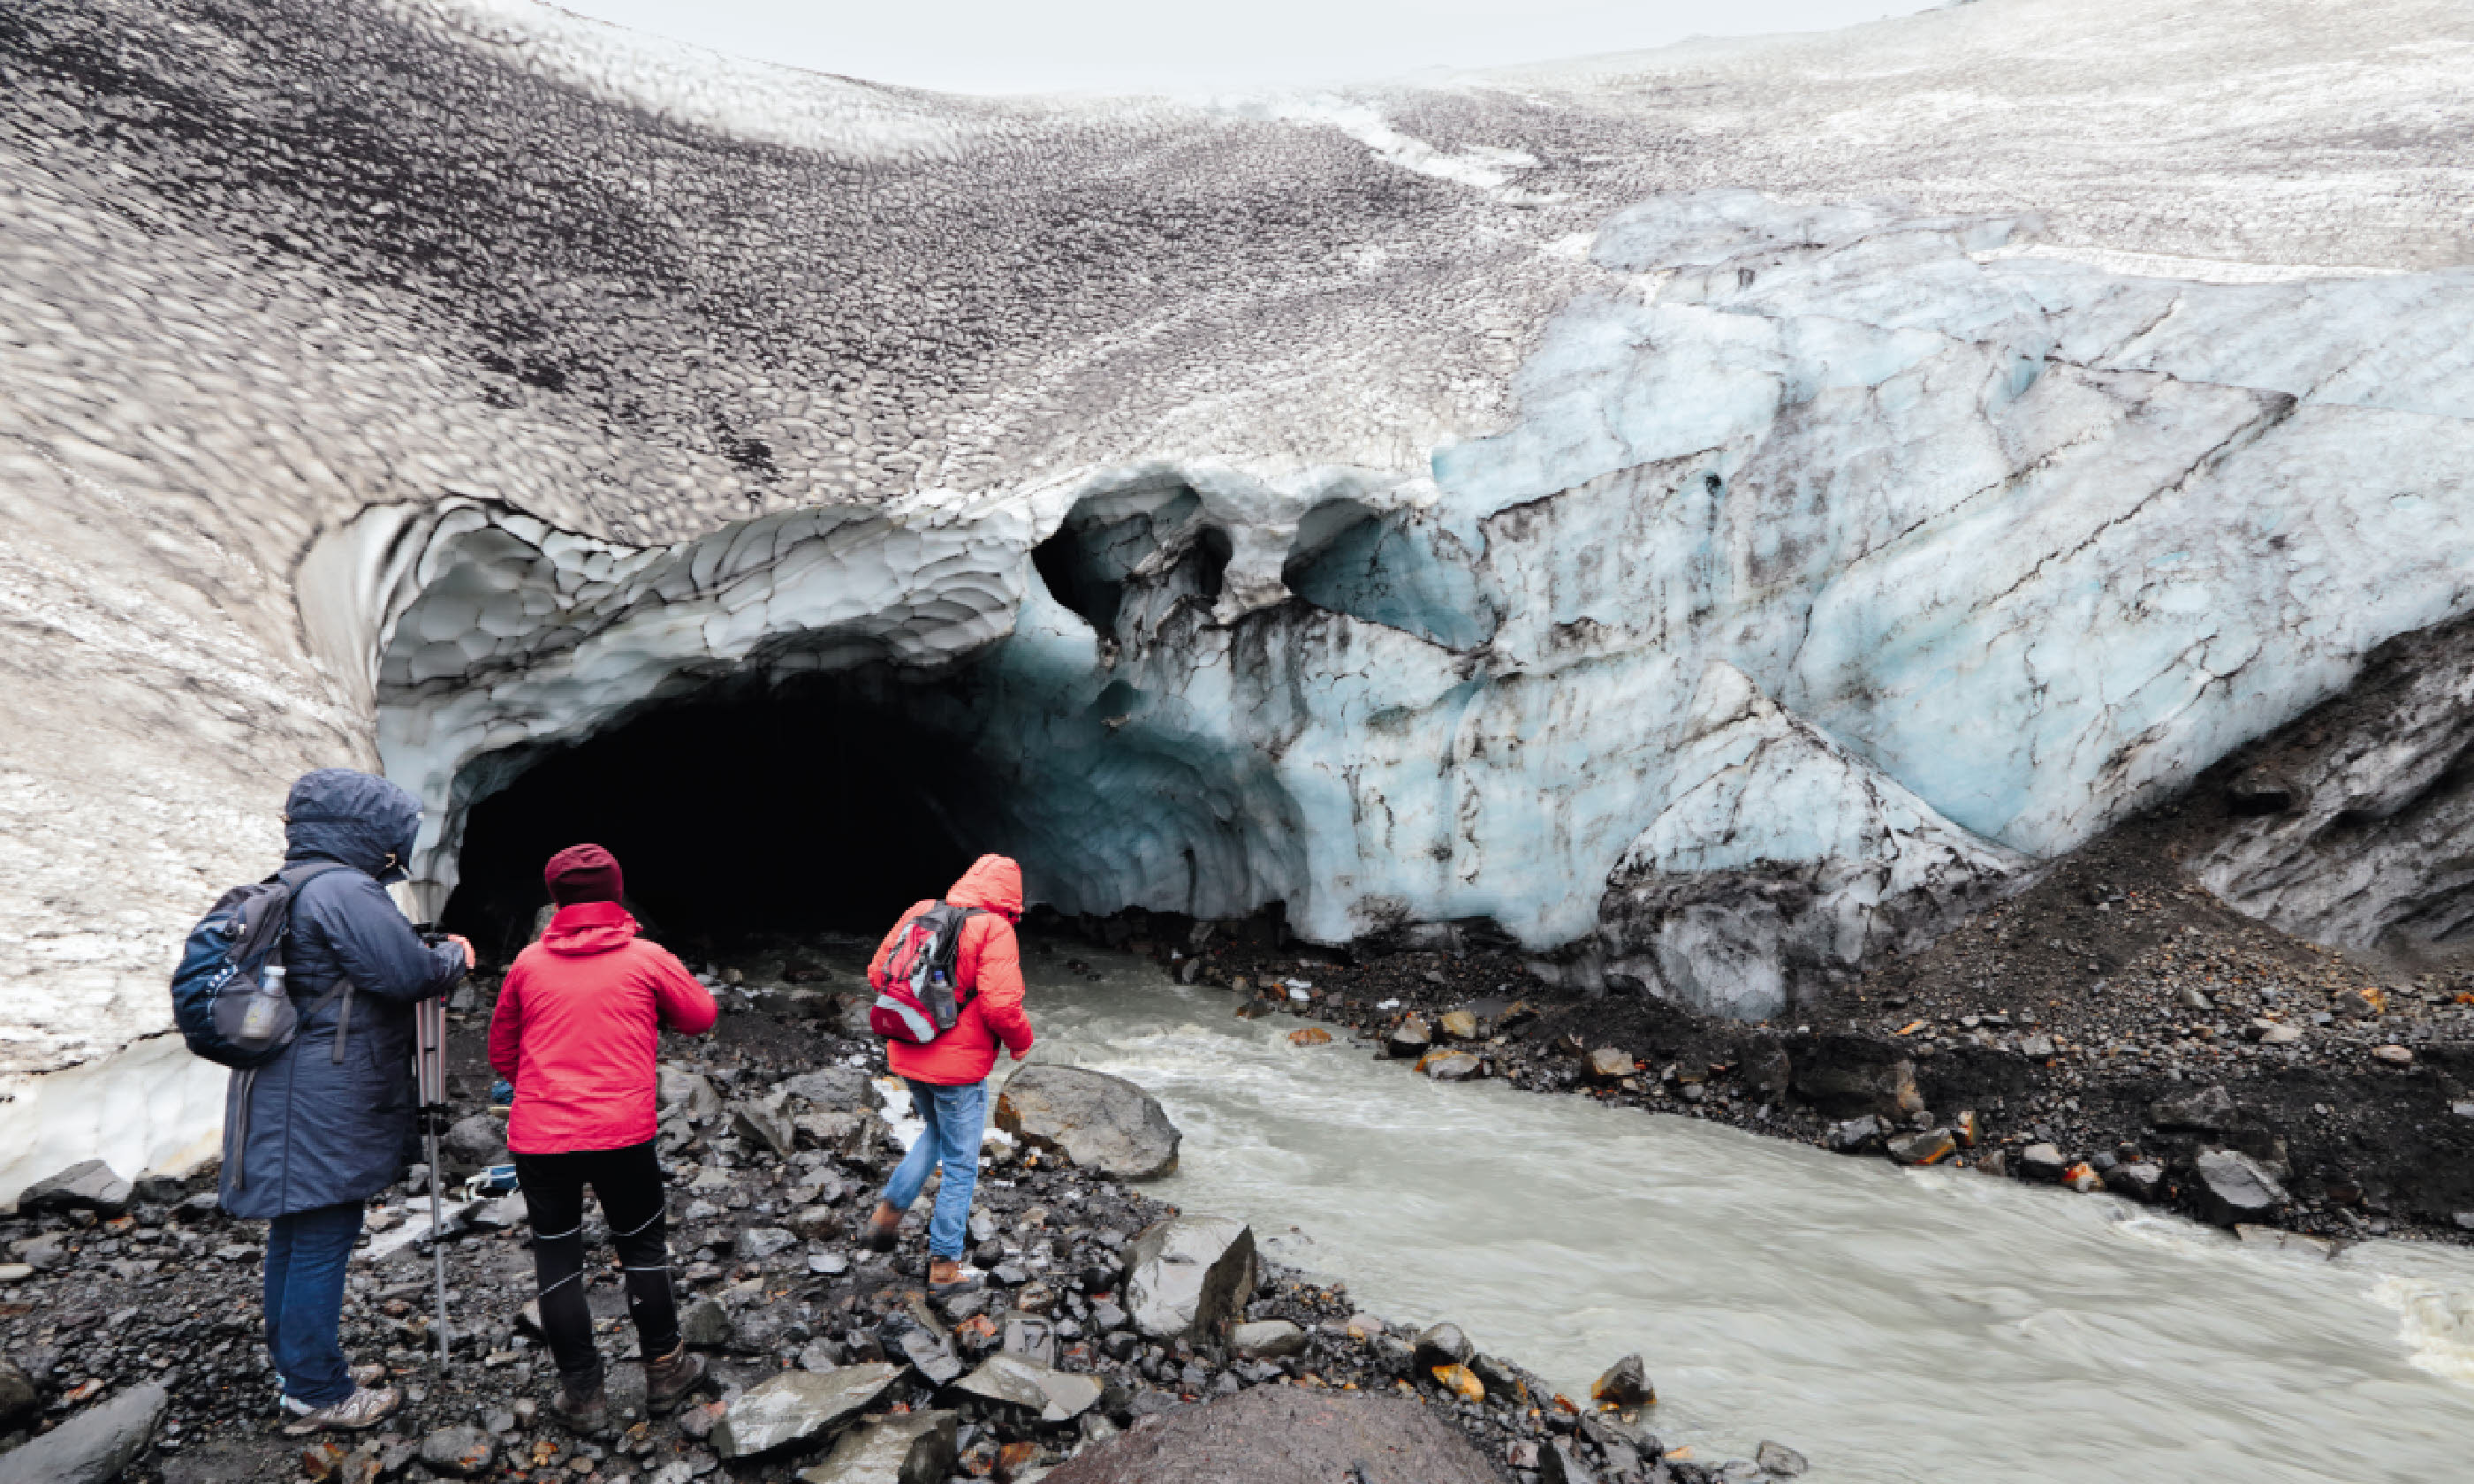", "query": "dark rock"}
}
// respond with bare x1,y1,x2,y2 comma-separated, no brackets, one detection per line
1039,1386,1499,1484
1385,1017,1433,1058
793,1408,957,1484
995,1065,1182,1181
1539,1439,1598,1484
0,1359,36,1432
130,1174,190,1206
1824,1116,1883,1154
441,1115,507,1167
1412,1322,1475,1370
1757,1440,1810,1476
1791,1040,1924,1117
711,1363,901,1458
17,1161,132,1217
418,1426,497,1479
2194,1149,2288,1227
890,1323,964,1386
1590,1353,1653,1408
679,1297,734,1349
2018,1143,2067,1180
2104,1161,2166,1201
732,1102,800,1159
1122,1215,1256,1343
1886,1130,1956,1166
779,1065,875,1111
739,1226,798,1261
0,1381,166,1484
2150,1085,2236,1133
